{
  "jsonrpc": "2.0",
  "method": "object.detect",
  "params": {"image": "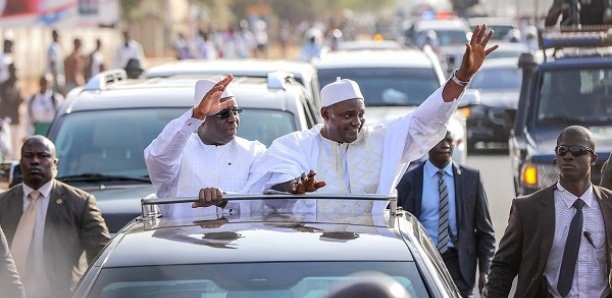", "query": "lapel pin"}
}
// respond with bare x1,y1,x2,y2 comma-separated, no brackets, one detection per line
55,199,64,205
